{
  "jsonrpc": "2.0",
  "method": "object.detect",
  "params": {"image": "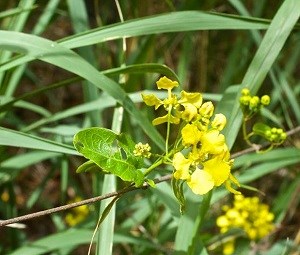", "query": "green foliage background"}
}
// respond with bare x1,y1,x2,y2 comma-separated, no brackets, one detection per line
0,0,299,254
